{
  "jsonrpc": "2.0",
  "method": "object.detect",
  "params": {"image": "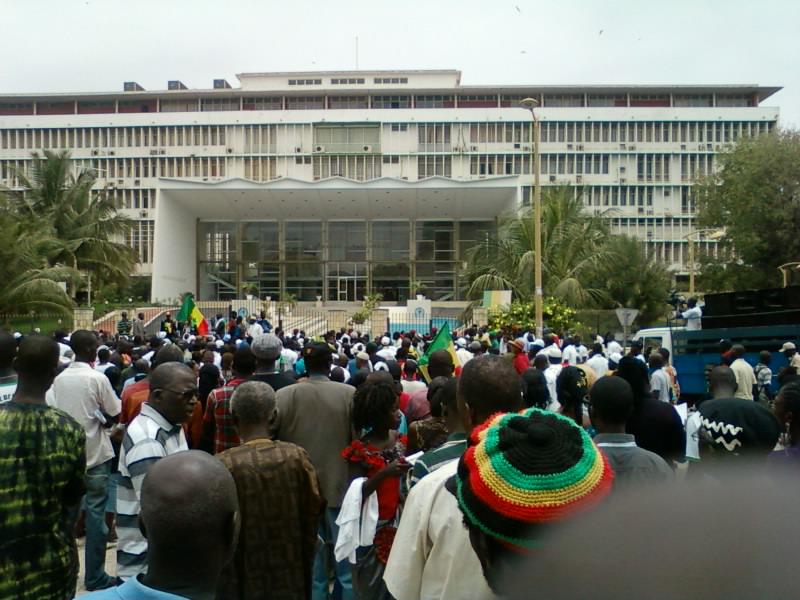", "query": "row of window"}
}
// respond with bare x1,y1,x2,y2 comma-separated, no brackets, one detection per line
0,92,759,115
0,121,773,152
